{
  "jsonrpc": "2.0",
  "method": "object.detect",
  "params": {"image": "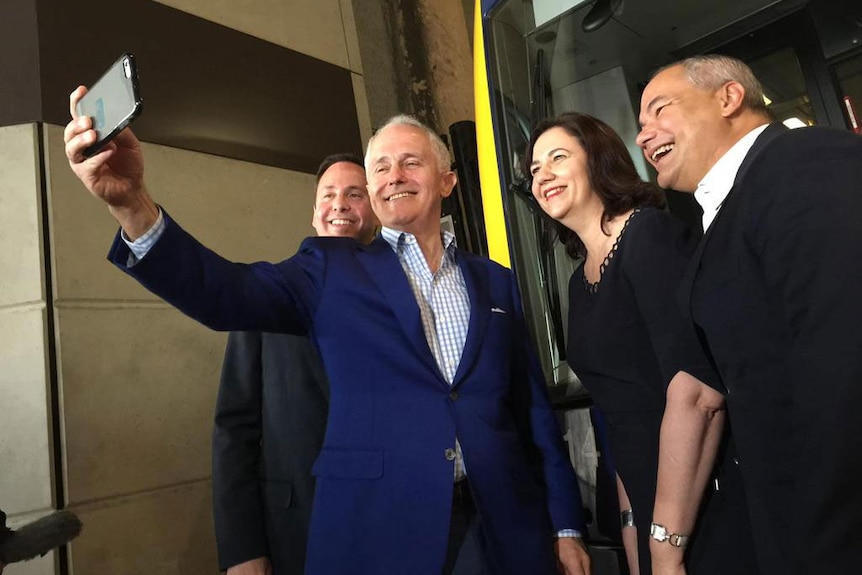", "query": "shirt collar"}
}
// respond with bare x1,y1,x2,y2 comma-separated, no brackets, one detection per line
380,226,458,254
695,123,769,231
